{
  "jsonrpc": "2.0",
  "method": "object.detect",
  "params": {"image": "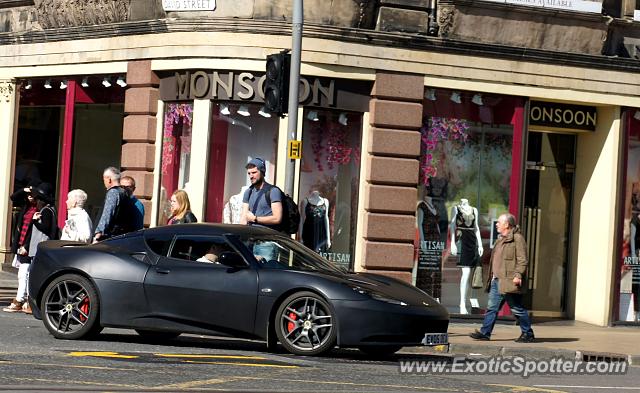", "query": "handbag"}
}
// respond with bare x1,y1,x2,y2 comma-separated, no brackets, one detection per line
28,224,50,257
11,254,20,268
472,265,484,288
